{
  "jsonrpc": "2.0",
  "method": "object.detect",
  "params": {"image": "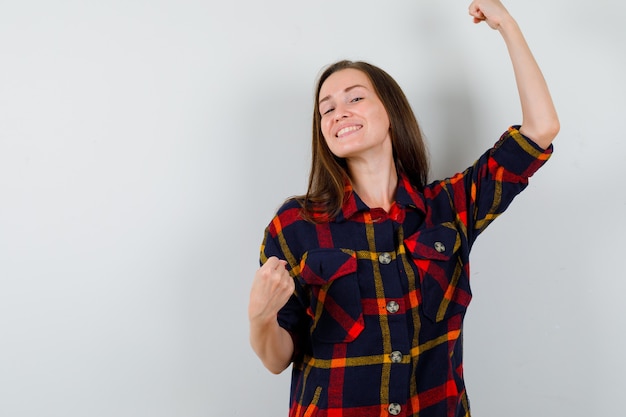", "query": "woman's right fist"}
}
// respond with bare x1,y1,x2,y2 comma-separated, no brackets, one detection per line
248,257,295,323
